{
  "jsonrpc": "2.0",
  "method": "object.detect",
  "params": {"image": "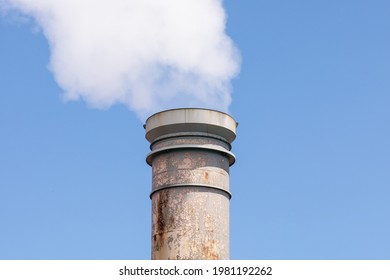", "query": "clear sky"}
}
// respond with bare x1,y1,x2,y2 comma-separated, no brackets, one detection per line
1,0,389,260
